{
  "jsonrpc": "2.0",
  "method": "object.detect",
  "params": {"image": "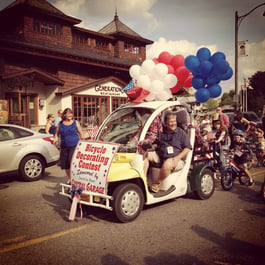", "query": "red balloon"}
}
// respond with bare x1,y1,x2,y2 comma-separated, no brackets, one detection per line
182,75,193,88
170,82,181,93
167,64,175,74
175,66,190,81
158,51,173,65
170,54,185,69
152,58,159,64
